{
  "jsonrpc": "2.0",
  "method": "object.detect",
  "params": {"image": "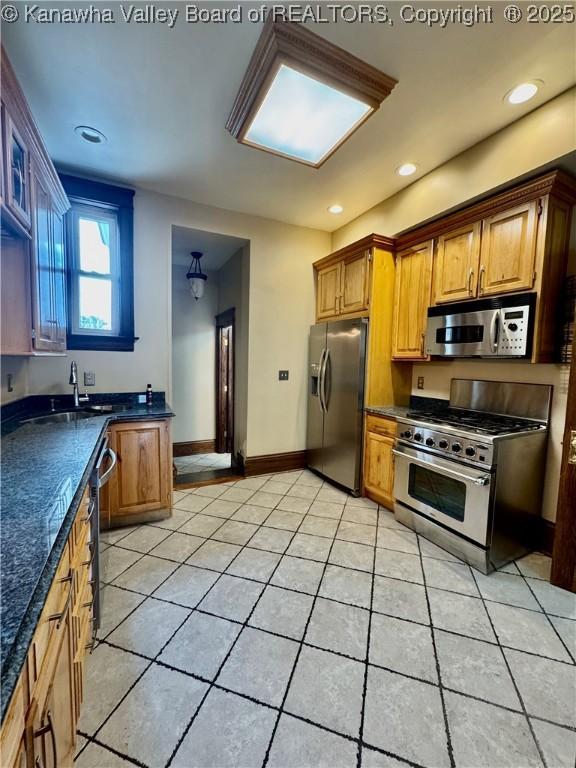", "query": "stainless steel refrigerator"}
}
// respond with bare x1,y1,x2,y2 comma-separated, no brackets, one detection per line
306,318,367,494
